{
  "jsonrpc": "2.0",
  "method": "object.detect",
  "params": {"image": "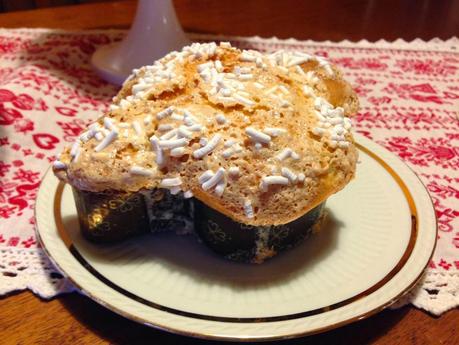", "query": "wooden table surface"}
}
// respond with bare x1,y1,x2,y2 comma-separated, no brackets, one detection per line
0,1,458,344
